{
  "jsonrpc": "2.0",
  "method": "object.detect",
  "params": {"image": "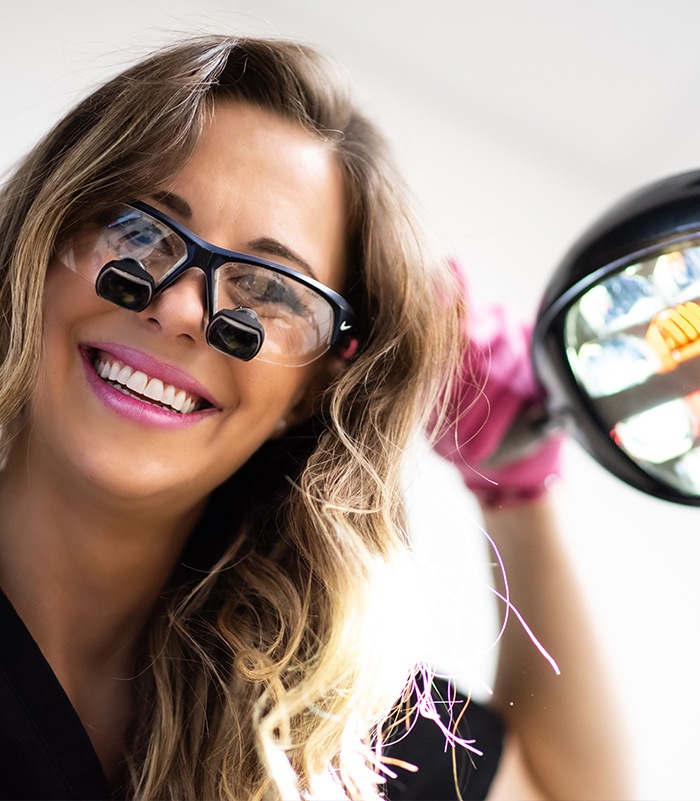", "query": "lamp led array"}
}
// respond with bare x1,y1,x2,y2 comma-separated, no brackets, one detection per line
534,170,700,505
